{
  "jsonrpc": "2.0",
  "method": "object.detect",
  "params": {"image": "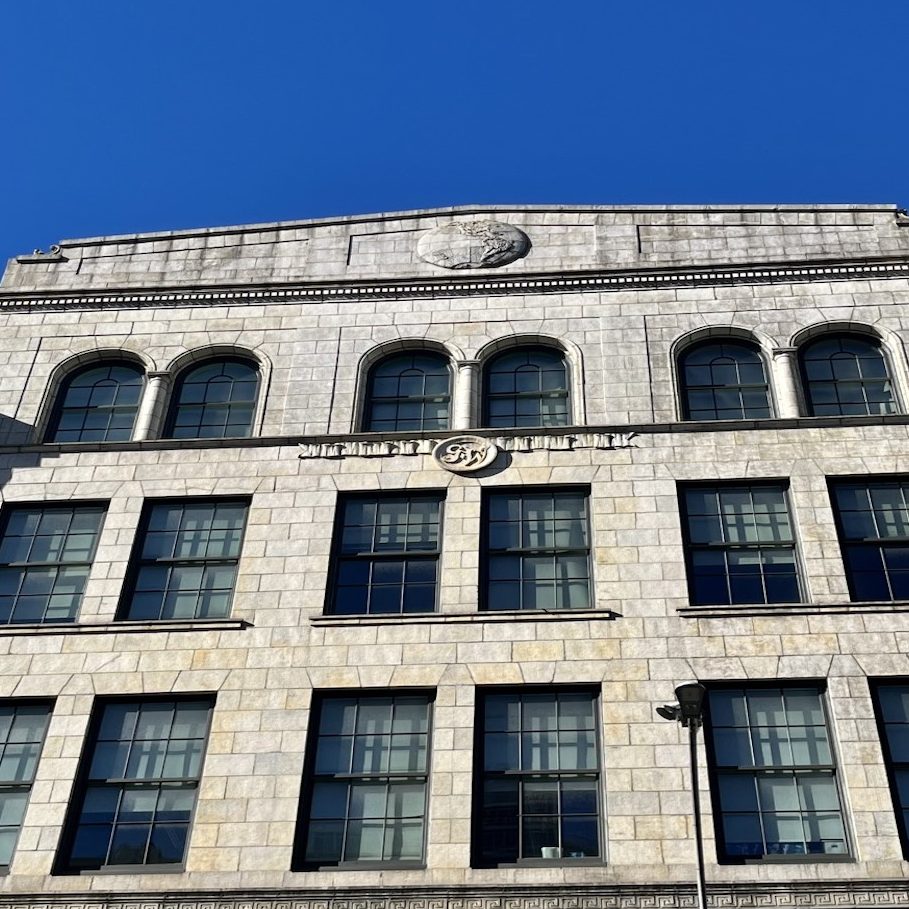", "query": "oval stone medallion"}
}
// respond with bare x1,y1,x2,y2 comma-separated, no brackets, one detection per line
417,220,530,269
